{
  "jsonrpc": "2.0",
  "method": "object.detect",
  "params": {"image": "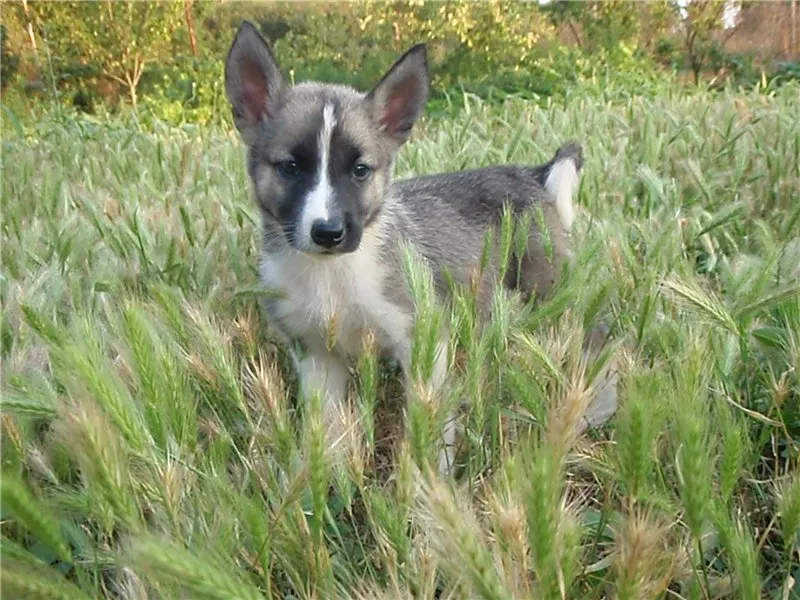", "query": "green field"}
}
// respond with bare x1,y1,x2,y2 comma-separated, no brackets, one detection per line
2,85,799,599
